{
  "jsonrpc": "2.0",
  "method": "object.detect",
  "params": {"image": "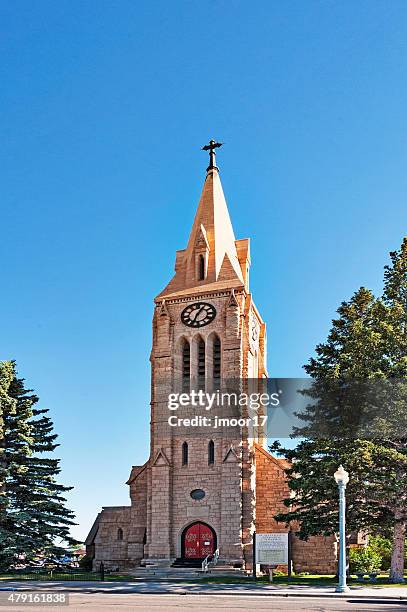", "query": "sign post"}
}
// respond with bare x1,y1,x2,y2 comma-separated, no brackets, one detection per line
288,531,292,581
252,531,256,580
